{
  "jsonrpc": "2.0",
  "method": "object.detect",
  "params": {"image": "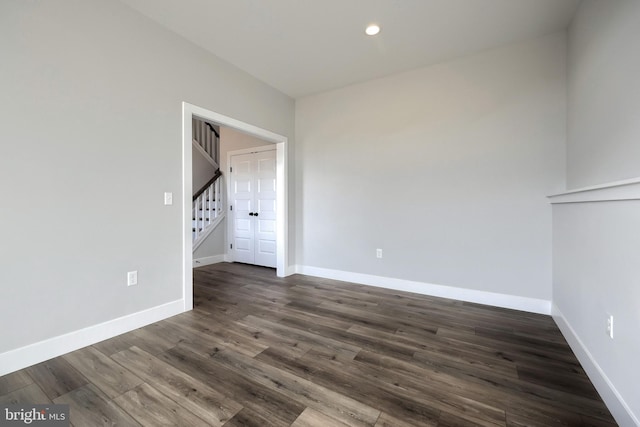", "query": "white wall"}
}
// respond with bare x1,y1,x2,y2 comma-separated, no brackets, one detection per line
0,0,293,357
295,33,566,303
193,219,226,261
220,127,273,178
552,196,640,426
567,0,640,189
552,1,640,424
